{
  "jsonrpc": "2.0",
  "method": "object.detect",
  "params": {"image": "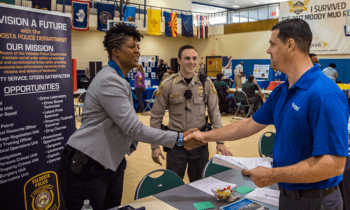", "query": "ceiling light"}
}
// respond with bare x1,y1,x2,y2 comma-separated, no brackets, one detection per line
253,2,259,4
232,5,240,8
